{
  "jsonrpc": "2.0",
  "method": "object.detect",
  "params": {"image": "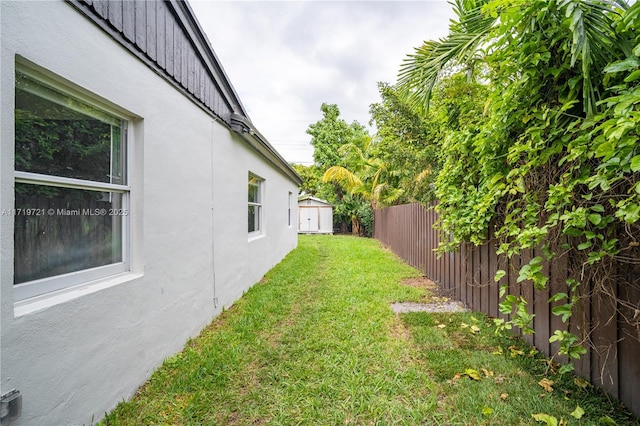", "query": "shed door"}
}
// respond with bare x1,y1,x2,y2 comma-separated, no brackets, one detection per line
299,207,319,232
